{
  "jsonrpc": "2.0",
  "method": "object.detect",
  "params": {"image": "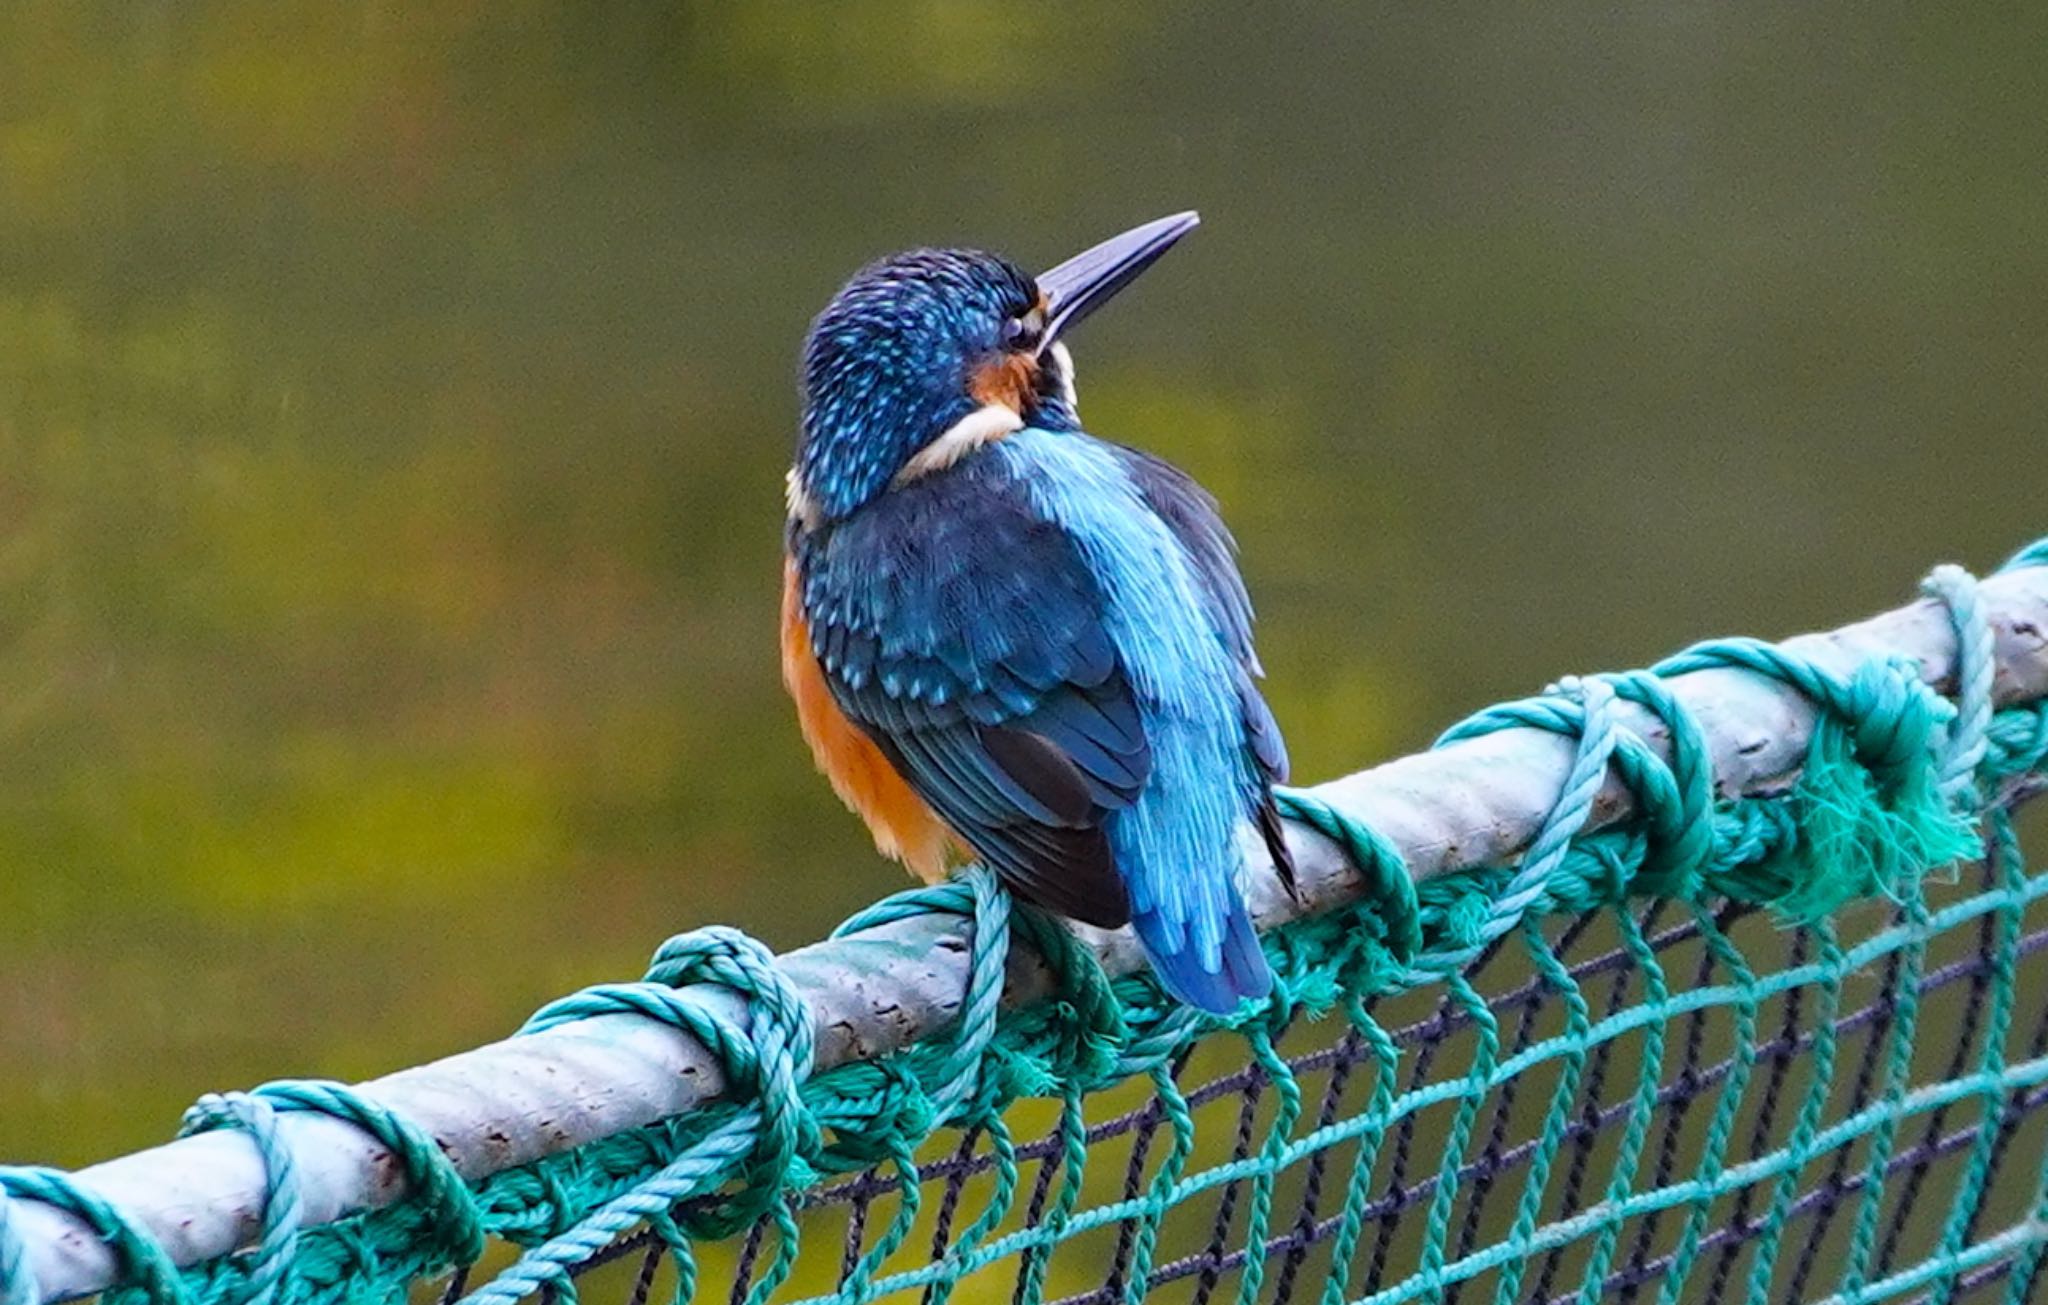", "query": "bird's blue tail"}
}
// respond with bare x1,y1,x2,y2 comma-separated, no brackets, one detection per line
1134,895,1272,1014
